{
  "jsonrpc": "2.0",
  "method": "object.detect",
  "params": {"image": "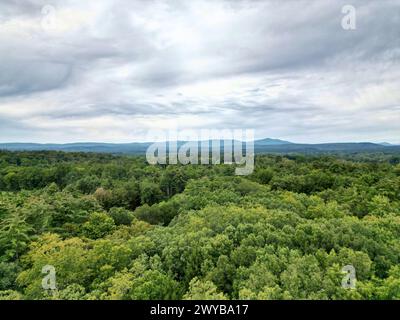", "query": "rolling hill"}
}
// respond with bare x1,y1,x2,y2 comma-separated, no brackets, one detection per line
1,139,400,154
